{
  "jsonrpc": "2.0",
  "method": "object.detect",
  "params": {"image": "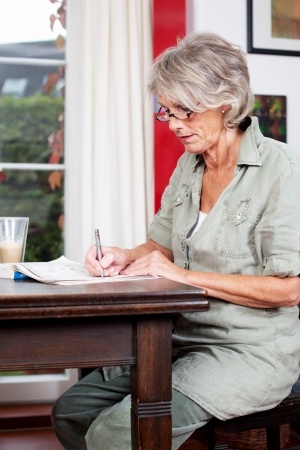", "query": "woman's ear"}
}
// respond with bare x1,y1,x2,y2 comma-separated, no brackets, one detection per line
220,105,230,114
